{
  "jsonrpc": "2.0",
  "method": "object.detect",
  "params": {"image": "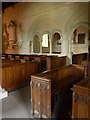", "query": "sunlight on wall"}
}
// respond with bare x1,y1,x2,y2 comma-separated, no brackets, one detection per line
42,33,48,47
